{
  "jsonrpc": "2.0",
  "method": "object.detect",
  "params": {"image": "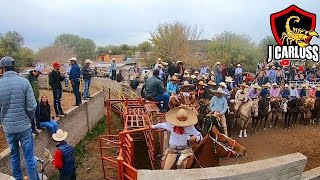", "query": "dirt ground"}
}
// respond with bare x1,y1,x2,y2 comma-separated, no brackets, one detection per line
75,115,320,180
0,90,75,153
